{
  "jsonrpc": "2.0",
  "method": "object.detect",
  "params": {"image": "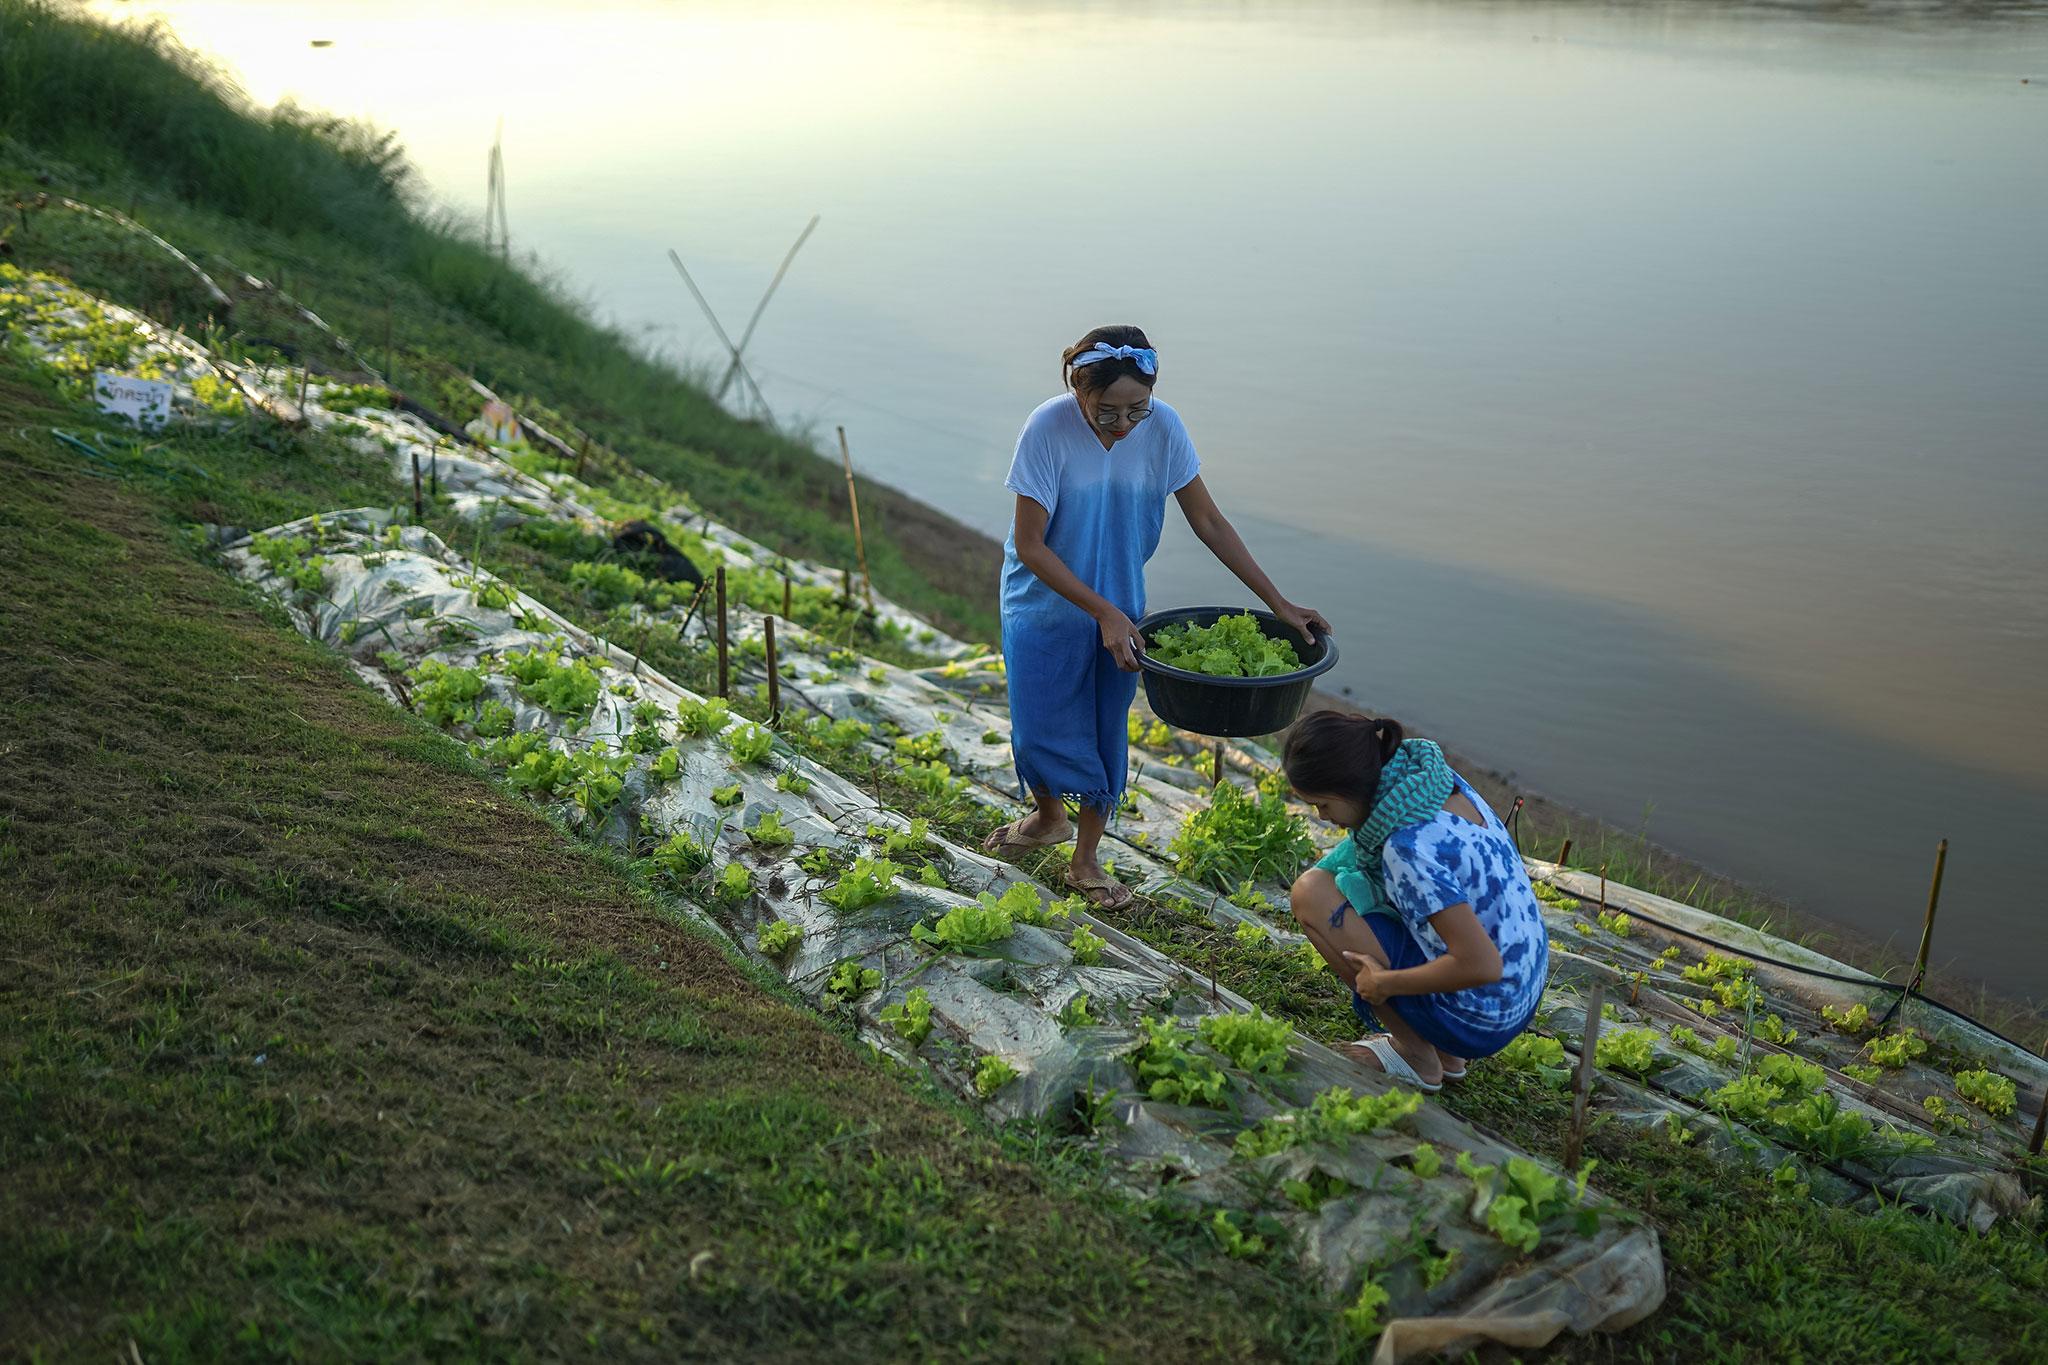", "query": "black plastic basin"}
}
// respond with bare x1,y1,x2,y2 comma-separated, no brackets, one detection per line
1134,606,1338,739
